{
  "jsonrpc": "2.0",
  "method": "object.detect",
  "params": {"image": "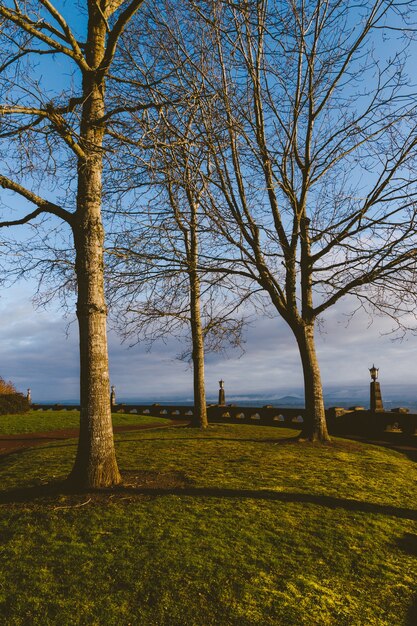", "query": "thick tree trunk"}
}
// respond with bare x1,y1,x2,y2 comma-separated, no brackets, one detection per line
69,217,122,488
294,323,330,442
68,6,121,487
189,266,208,429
